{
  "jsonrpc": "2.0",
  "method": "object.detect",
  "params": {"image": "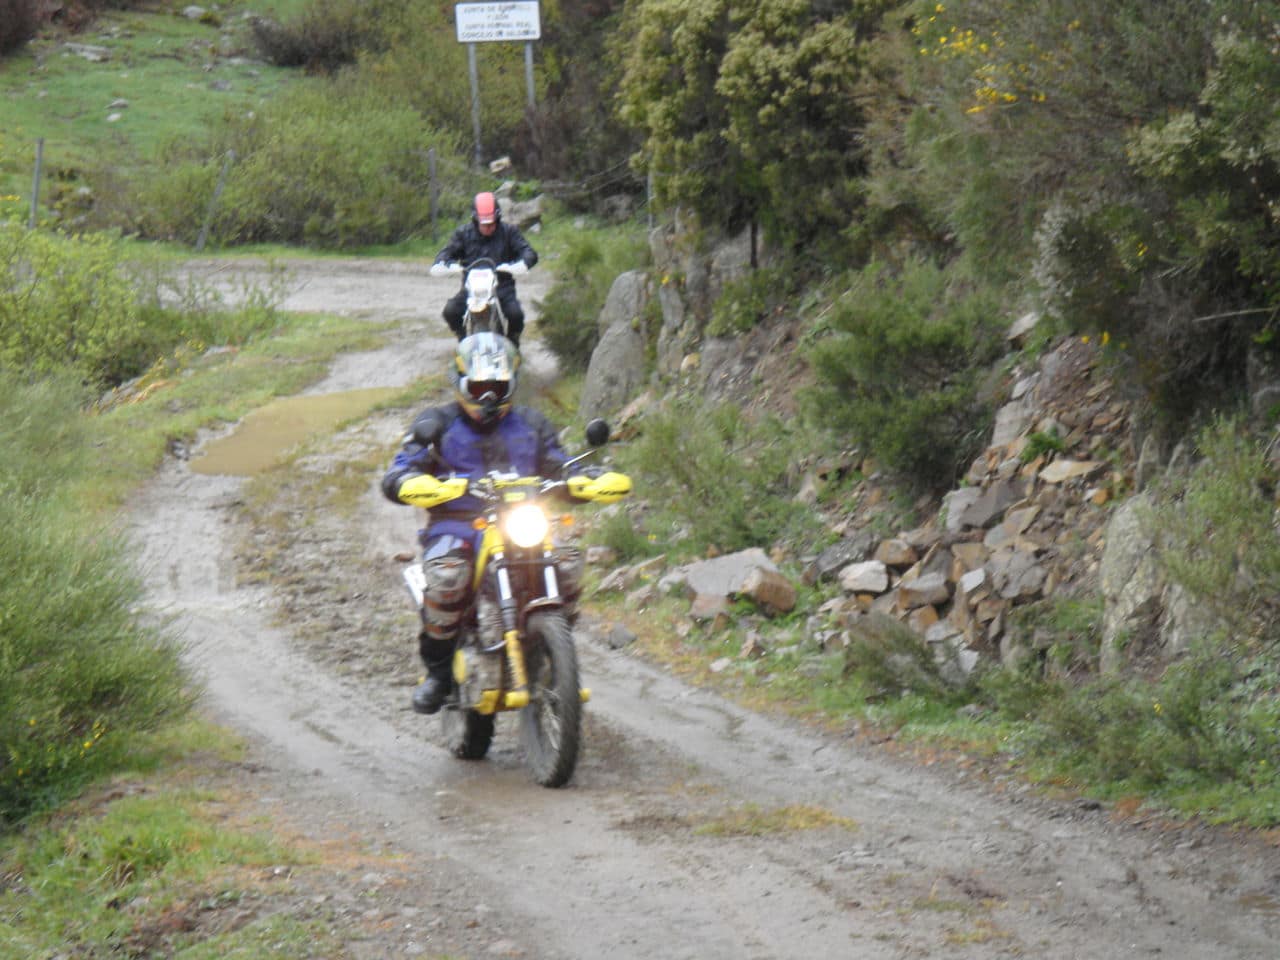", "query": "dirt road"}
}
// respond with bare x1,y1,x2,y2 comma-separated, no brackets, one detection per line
130,258,1280,959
